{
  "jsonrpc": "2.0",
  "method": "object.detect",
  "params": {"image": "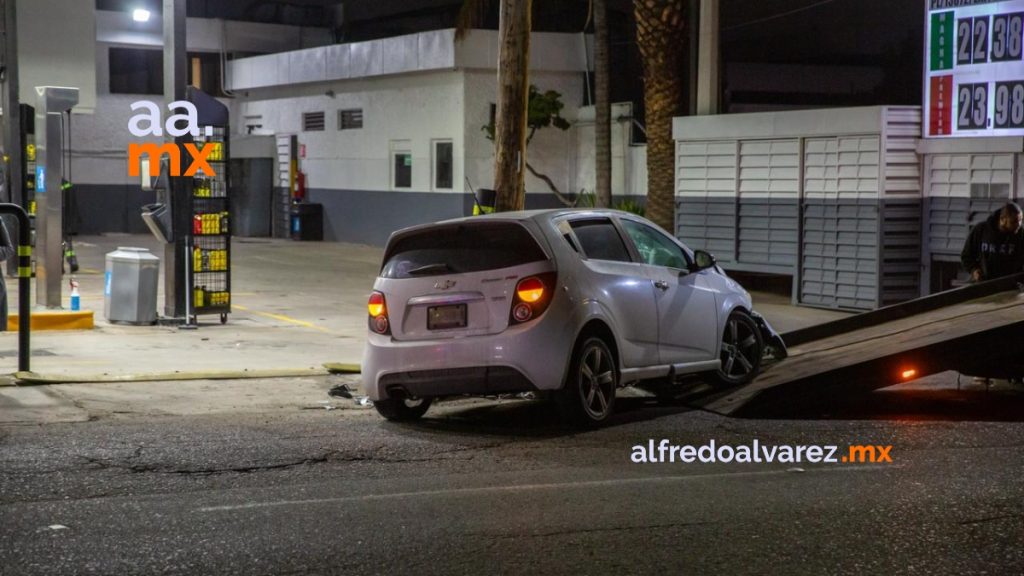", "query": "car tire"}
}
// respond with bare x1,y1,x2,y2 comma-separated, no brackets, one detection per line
374,397,433,421
558,336,618,427
712,310,763,387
